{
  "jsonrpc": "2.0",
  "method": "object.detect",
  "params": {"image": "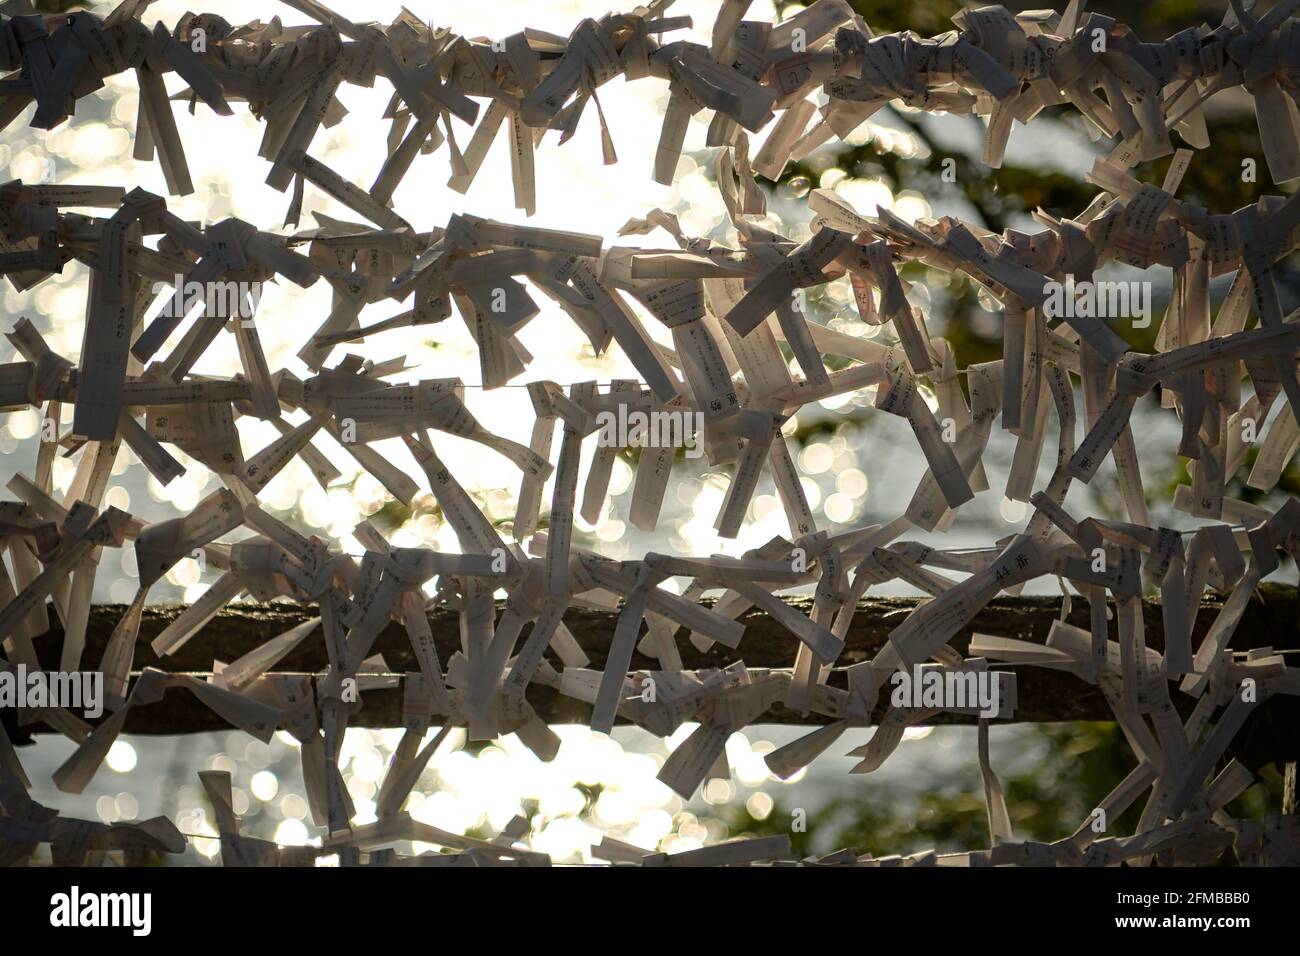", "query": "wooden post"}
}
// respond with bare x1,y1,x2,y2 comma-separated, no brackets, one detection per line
6,584,1297,750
